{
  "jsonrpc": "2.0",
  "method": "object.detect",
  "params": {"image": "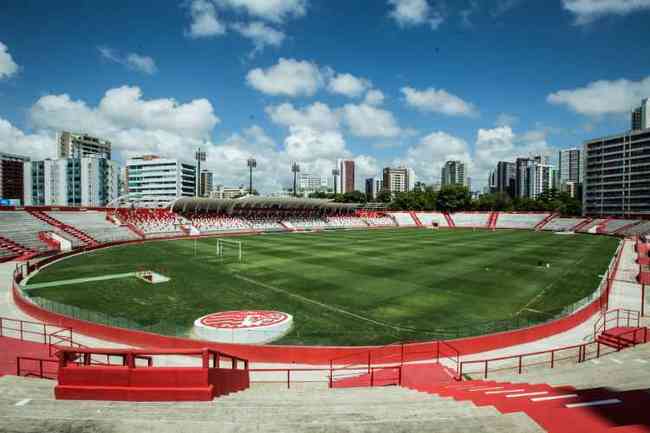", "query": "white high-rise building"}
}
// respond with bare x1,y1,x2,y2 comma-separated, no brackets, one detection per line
382,167,411,194
125,155,196,206
23,156,119,207
441,161,468,187
527,163,554,199
58,131,112,159
298,173,328,196
336,159,355,193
